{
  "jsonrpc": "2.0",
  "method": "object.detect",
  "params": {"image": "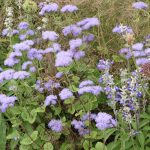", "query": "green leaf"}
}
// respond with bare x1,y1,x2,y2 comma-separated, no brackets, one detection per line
104,128,117,142
95,142,107,150
7,130,20,140
44,142,54,150
138,132,145,148
20,131,38,145
83,140,89,150
64,97,75,104
19,145,31,150
0,113,6,150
